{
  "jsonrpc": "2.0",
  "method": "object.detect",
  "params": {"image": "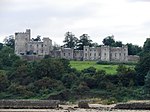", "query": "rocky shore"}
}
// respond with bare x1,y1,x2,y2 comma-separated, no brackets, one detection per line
0,100,150,112
0,104,150,112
